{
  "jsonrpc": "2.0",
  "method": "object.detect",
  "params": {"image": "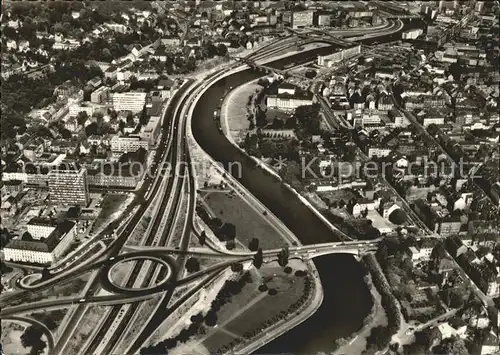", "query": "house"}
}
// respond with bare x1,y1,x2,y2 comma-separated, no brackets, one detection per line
352,198,376,217
6,39,17,51
161,35,181,47
151,46,169,62
65,117,78,132
368,146,392,158
436,321,468,340
438,215,462,236
409,239,439,261
480,331,499,355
